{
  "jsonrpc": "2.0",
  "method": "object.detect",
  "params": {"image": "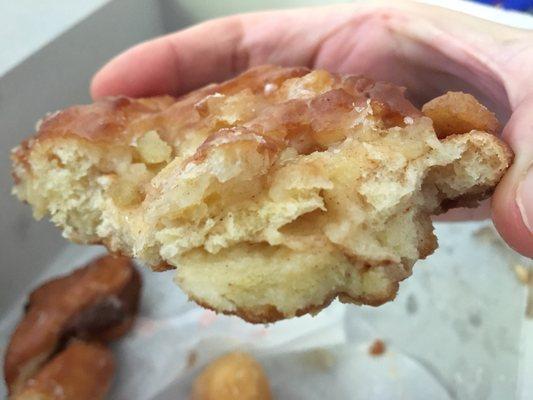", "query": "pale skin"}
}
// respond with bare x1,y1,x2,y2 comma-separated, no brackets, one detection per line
91,1,533,257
